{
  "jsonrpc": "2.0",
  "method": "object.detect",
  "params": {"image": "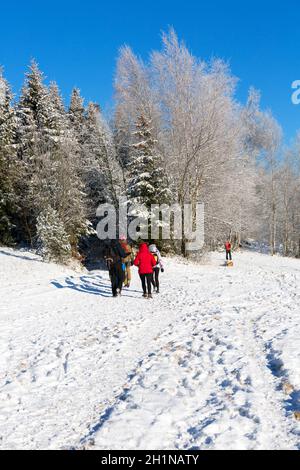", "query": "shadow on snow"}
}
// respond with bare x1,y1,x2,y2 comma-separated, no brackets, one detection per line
51,274,139,298
0,249,41,263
